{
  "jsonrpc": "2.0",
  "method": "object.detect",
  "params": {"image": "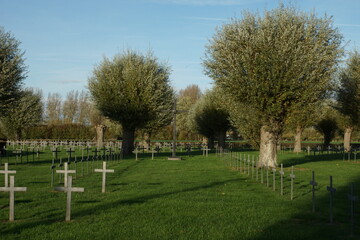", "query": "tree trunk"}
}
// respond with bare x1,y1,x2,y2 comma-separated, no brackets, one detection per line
293,125,303,153
122,127,135,155
344,127,353,152
259,126,277,168
95,124,106,149
207,136,215,149
217,131,226,149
